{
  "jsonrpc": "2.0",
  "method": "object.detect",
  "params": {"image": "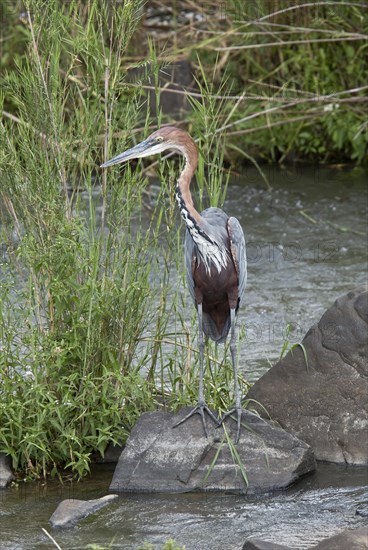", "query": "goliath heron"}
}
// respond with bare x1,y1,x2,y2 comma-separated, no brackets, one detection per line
101,127,247,442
